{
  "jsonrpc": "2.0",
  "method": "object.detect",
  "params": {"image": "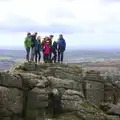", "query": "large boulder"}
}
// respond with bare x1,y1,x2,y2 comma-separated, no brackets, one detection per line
61,89,108,120
1,62,120,120
27,87,48,109
108,103,120,116
61,90,84,112
47,77,83,93
84,70,104,106
104,83,120,104
0,86,23,116
19,73,49,90
43,66,83,82
0,72,22,89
